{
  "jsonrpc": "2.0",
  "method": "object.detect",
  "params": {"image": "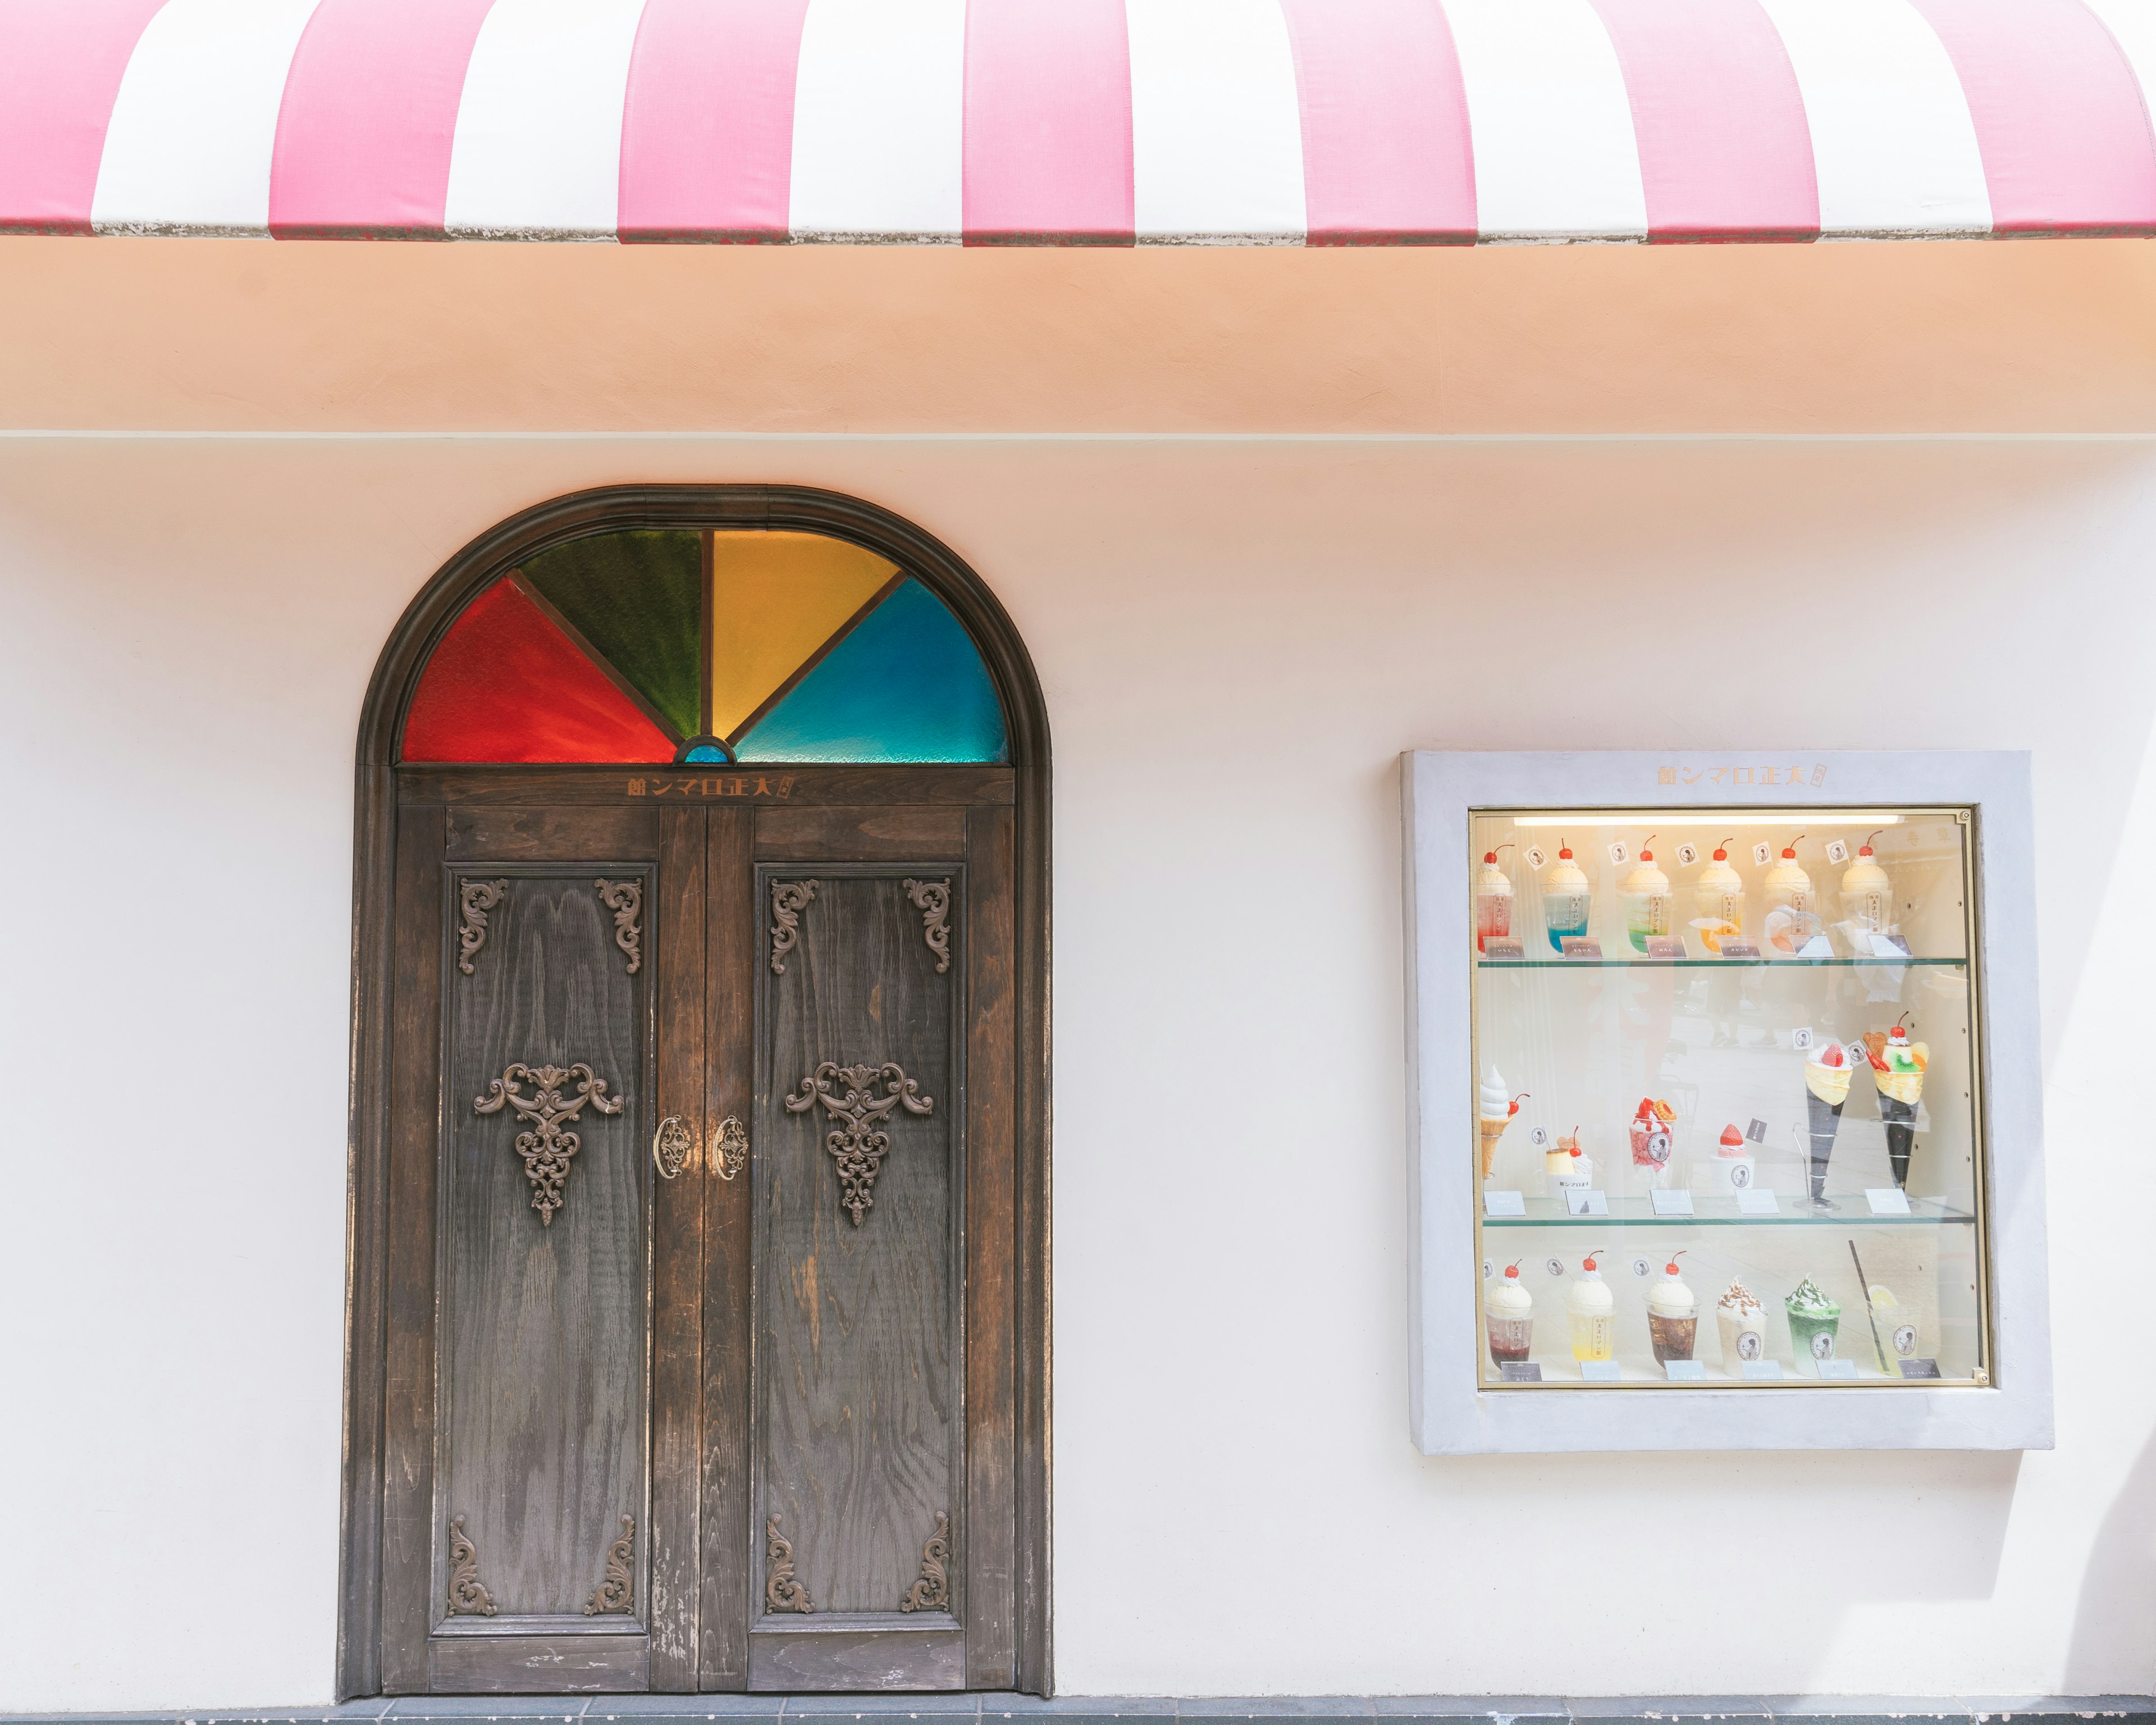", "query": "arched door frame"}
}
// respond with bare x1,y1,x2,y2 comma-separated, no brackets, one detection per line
337,484,1051,1698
